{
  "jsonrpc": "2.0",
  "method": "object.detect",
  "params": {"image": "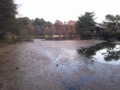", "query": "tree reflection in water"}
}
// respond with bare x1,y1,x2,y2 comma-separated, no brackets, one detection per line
78,42,120,62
